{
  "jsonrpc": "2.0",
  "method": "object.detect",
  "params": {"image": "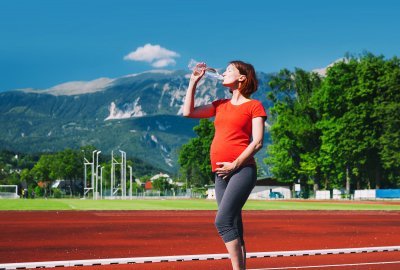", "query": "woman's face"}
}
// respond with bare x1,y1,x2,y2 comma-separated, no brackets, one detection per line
222,64,245,88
